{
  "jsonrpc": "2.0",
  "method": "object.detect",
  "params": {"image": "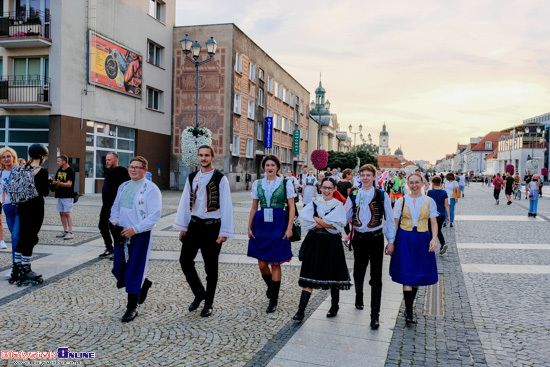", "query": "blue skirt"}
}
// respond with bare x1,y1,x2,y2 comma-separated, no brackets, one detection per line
389,227,438,286
248,208,293,265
